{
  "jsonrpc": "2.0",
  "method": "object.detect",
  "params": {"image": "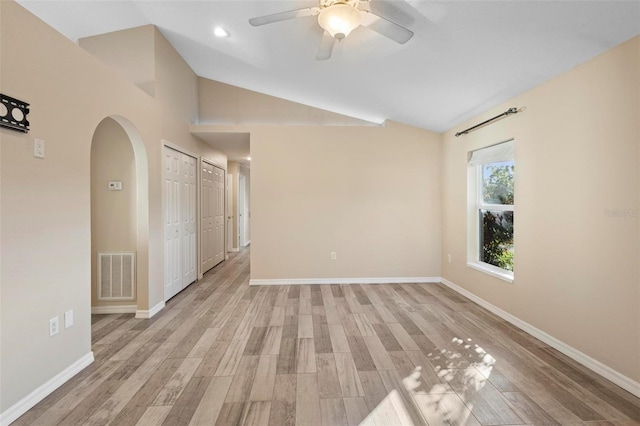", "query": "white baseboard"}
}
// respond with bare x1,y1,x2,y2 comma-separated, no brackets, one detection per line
91,305,136,315
228,248,239,253
135,301,165,319
0,352,94,426
440,277,640,398
249,277,440,286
